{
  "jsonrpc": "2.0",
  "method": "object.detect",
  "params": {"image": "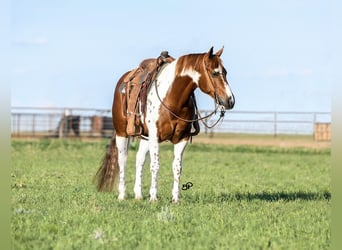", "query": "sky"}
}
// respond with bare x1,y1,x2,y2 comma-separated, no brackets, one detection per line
10,0,335,112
